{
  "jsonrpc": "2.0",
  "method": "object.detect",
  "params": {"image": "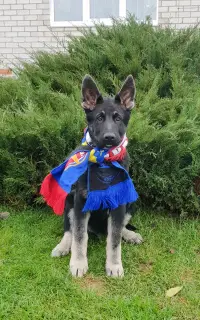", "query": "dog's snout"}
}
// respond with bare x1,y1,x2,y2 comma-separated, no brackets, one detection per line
103,133,116,144
104,133,115,141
